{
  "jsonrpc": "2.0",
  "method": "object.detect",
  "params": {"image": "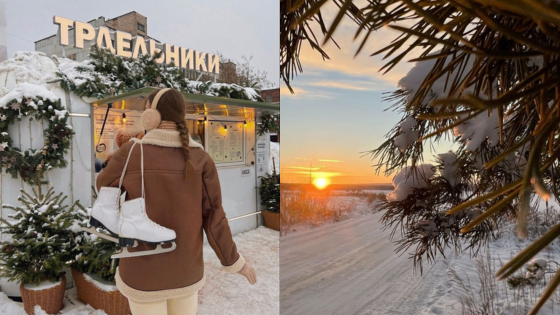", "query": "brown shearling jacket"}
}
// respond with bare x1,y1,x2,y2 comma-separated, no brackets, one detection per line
95,128,245,301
